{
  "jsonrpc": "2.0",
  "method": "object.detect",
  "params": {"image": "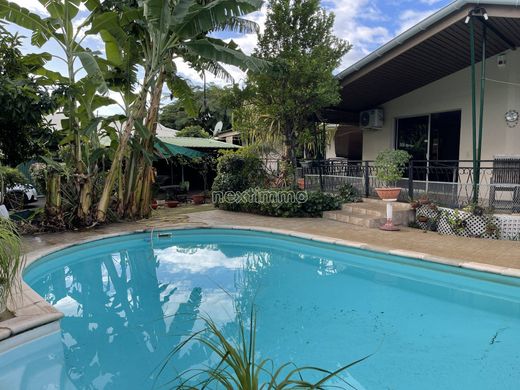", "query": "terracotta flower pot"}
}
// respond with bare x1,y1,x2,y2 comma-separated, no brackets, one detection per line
192,194,205,205
166,200,179,208
375,187,401,201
